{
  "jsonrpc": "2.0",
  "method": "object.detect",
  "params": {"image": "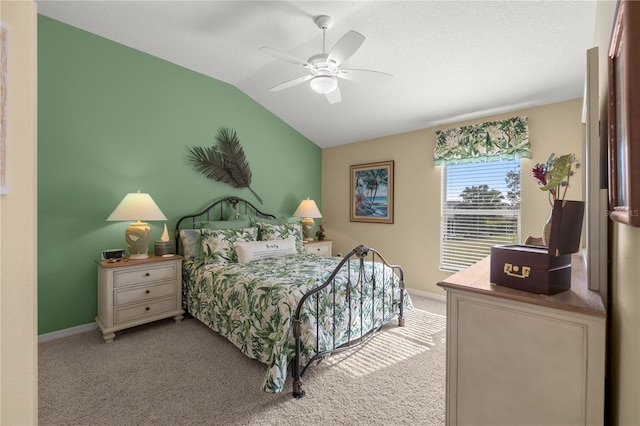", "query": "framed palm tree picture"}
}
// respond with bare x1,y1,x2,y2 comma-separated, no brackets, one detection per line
350,161,394,223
